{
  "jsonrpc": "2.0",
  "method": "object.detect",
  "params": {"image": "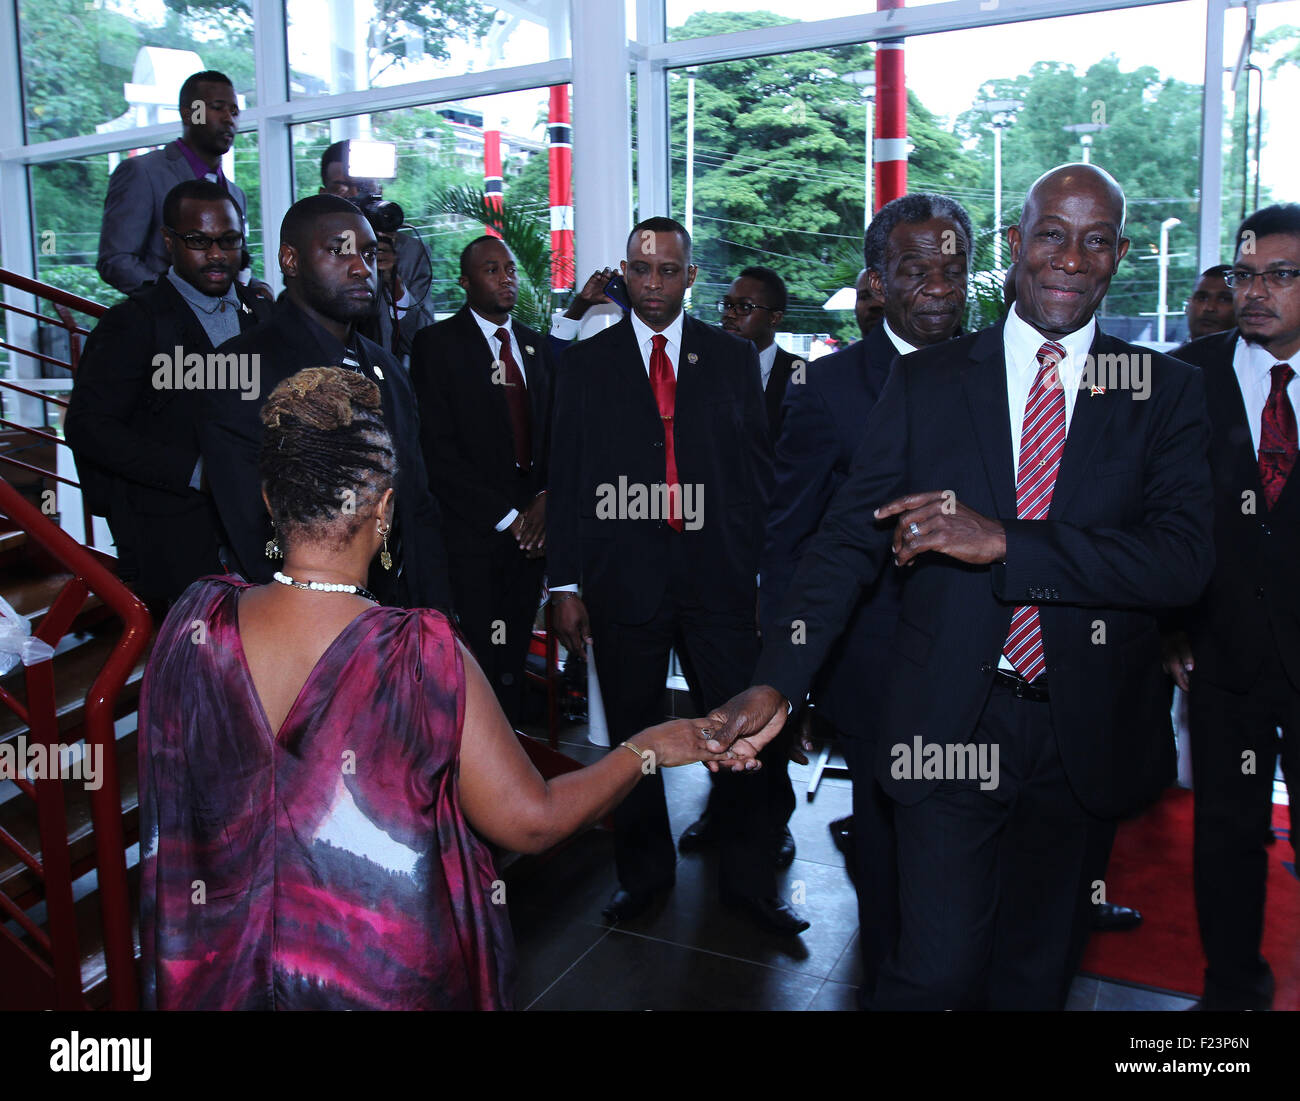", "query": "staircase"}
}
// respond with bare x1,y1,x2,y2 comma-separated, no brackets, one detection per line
0,270,151,1010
